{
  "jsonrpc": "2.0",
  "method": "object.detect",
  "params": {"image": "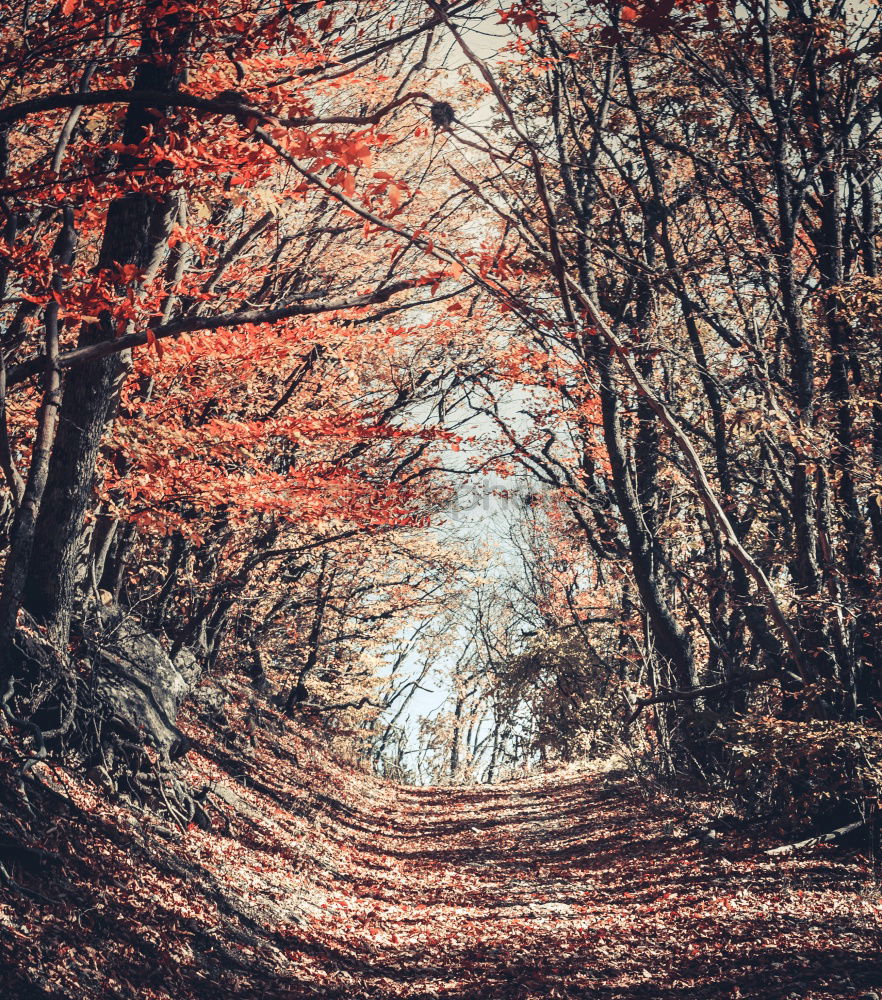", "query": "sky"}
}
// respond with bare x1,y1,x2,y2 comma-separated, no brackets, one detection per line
374,7,536,782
